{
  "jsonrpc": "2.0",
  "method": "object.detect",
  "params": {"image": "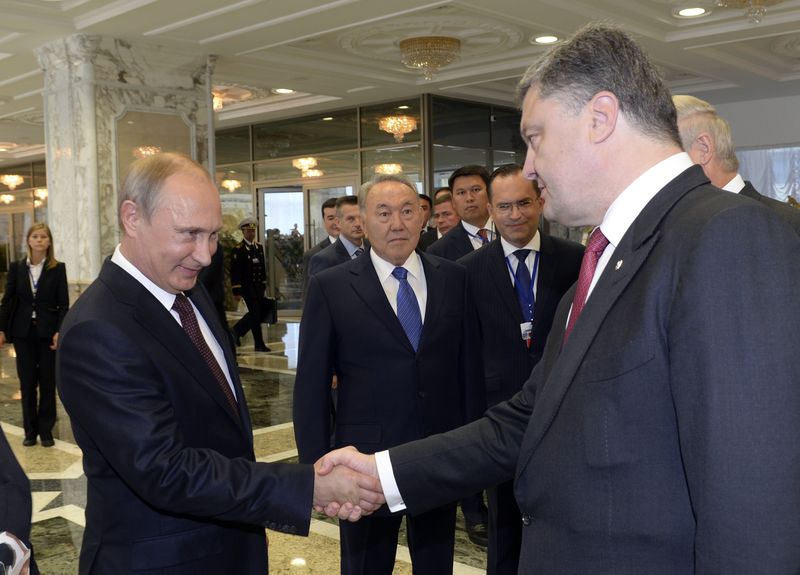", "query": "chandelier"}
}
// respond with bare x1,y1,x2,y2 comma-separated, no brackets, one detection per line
400,36,461,80
0,174,24,190
292,157,318,171
34,188,48,201
715,0,784,23
302,169,324,178
0,194,14,204
221,178,242,192
378,115,418,143
133,145,161,159
375,163,403,175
